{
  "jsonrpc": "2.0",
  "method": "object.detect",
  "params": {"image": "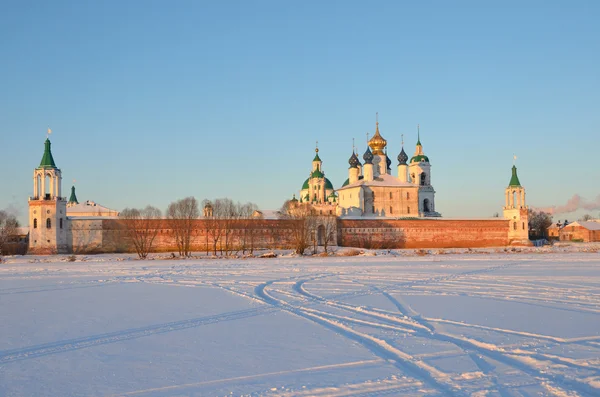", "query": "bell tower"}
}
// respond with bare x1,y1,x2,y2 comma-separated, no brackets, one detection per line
28,137,68,254
503,163,530,244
